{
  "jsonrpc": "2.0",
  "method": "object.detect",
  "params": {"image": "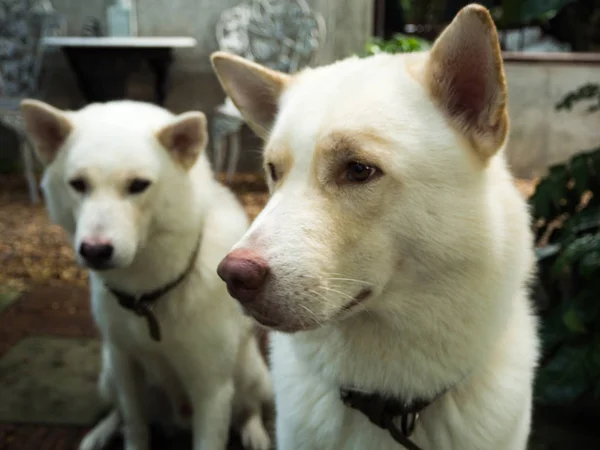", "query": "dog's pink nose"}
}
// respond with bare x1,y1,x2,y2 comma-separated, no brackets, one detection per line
217,249,269,303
